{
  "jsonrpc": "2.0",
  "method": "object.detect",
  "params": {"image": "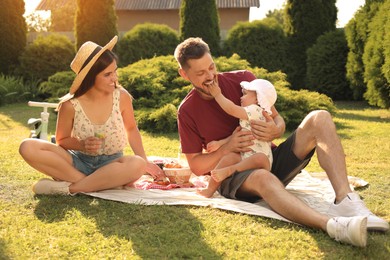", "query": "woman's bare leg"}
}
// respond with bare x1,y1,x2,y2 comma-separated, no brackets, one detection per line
69,155,146,193
19,138,85,182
